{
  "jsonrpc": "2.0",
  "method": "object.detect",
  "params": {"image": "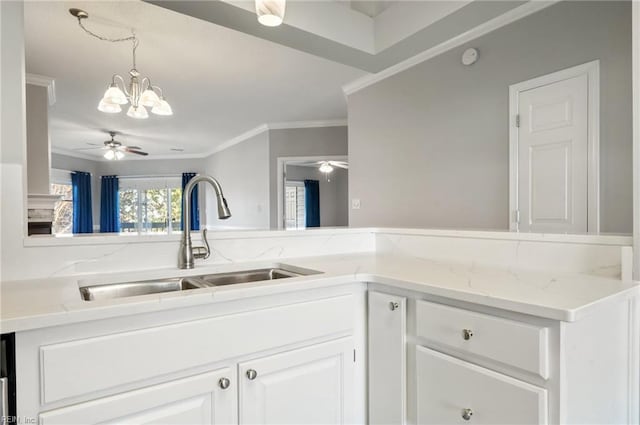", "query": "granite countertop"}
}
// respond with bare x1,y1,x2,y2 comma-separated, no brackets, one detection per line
1,253,638,333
